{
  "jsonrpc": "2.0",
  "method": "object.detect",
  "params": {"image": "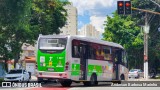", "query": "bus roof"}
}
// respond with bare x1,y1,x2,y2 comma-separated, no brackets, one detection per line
38,35,124,49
